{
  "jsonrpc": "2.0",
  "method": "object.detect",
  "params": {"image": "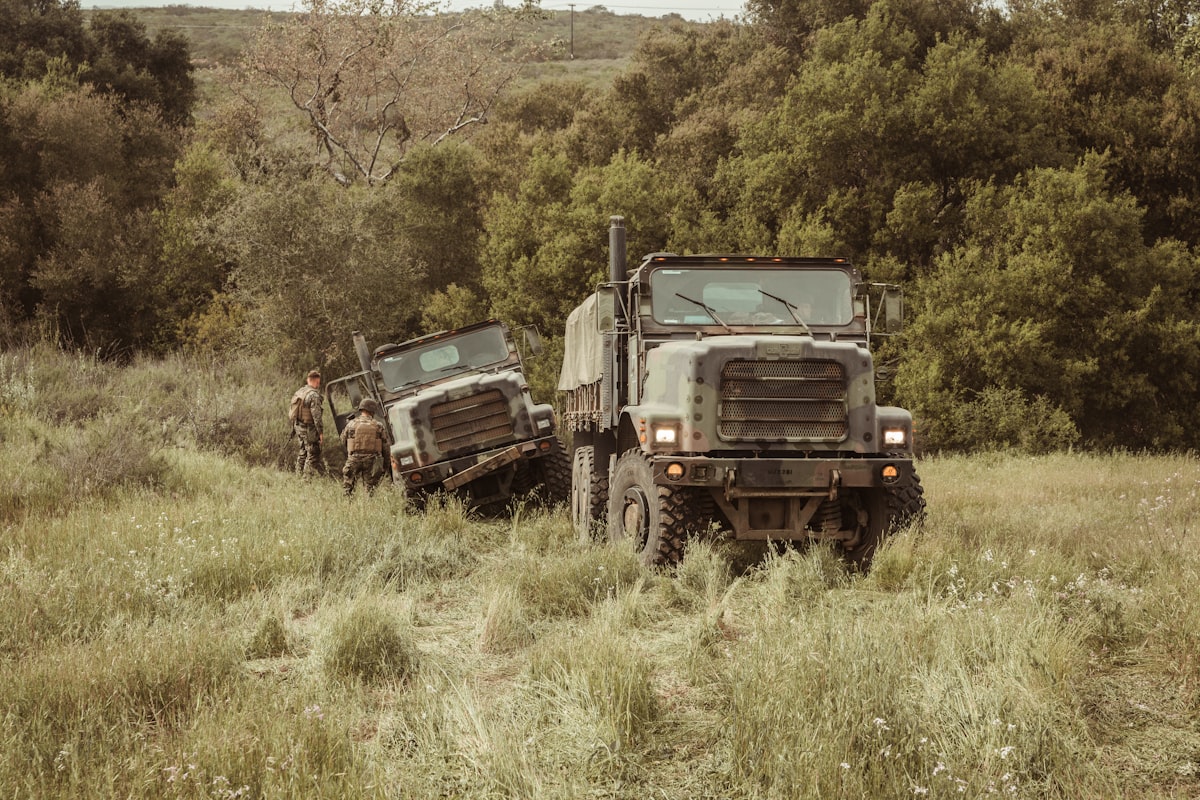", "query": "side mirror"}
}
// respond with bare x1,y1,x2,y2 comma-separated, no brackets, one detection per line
522,326,544,357
596,285,618,334
882,287,903,333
